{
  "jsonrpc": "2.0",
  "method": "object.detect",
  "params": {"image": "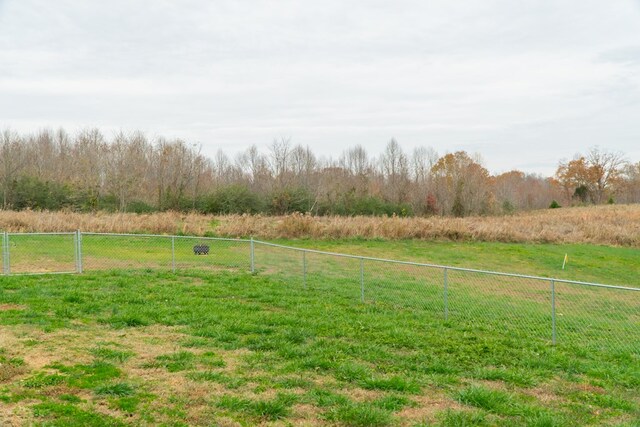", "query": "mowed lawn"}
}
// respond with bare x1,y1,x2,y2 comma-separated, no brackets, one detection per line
0,268,638,426
0,237,639,425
